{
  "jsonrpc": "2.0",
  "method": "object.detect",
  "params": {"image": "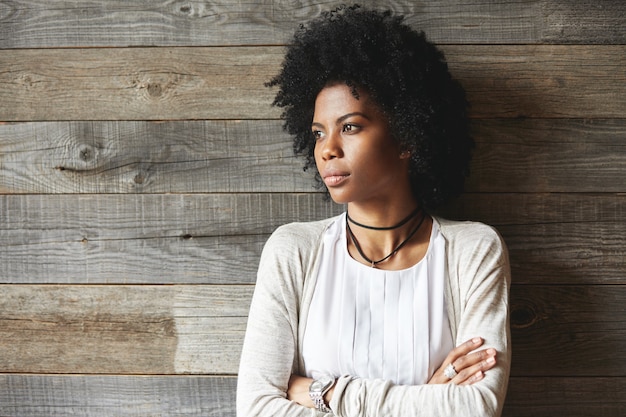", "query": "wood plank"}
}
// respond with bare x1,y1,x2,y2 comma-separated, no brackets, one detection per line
0,46,624,121
0,47,279,121
510,285,626,377
503,377,626,417
0,375,624,417
0,120,310,194
0,375,237,417
443,45,626,118
0,285,252,374
1,119,624,194
468,118,626,193
2,193,626,285
1,284,624,376
1,1,623,48
0,193,343,284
